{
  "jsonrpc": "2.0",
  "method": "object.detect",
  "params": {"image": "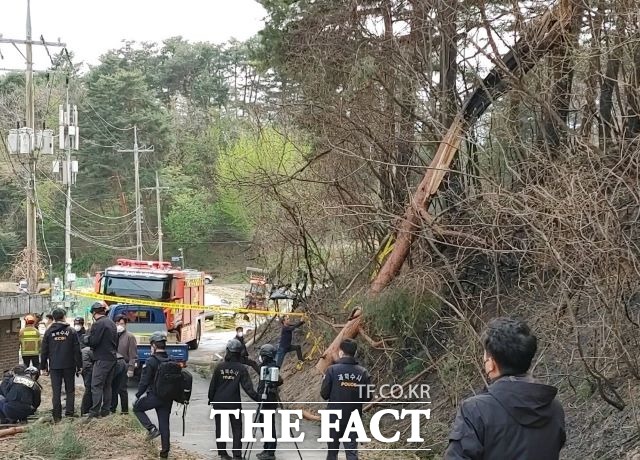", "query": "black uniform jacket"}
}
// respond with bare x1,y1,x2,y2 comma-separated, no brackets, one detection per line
40,322,82,371
208,355,259,409
444,375,566,460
